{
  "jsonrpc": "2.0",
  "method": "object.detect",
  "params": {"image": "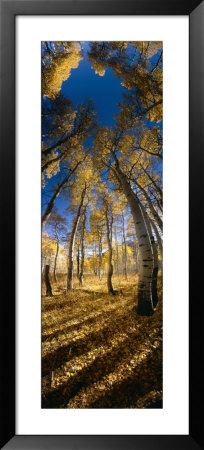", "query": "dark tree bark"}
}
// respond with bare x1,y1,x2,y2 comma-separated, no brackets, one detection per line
42,102,95,158
42,152,62,173
53,241,59,282
44,265,53,297
76,245,80,280
42,136,68,159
